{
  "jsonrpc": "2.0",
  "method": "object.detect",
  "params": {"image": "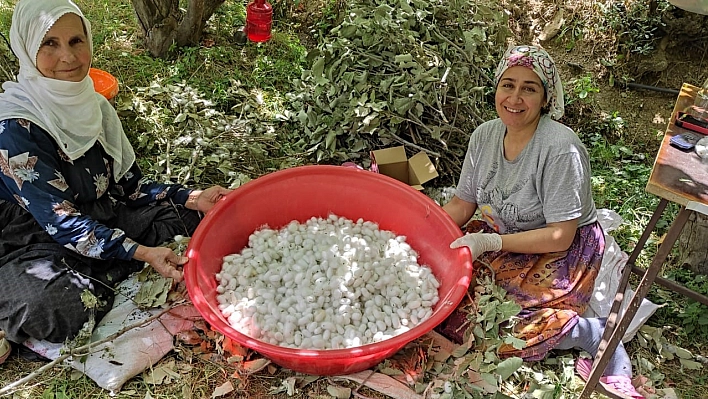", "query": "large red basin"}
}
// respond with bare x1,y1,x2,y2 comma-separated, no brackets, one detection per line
184,165,473,375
